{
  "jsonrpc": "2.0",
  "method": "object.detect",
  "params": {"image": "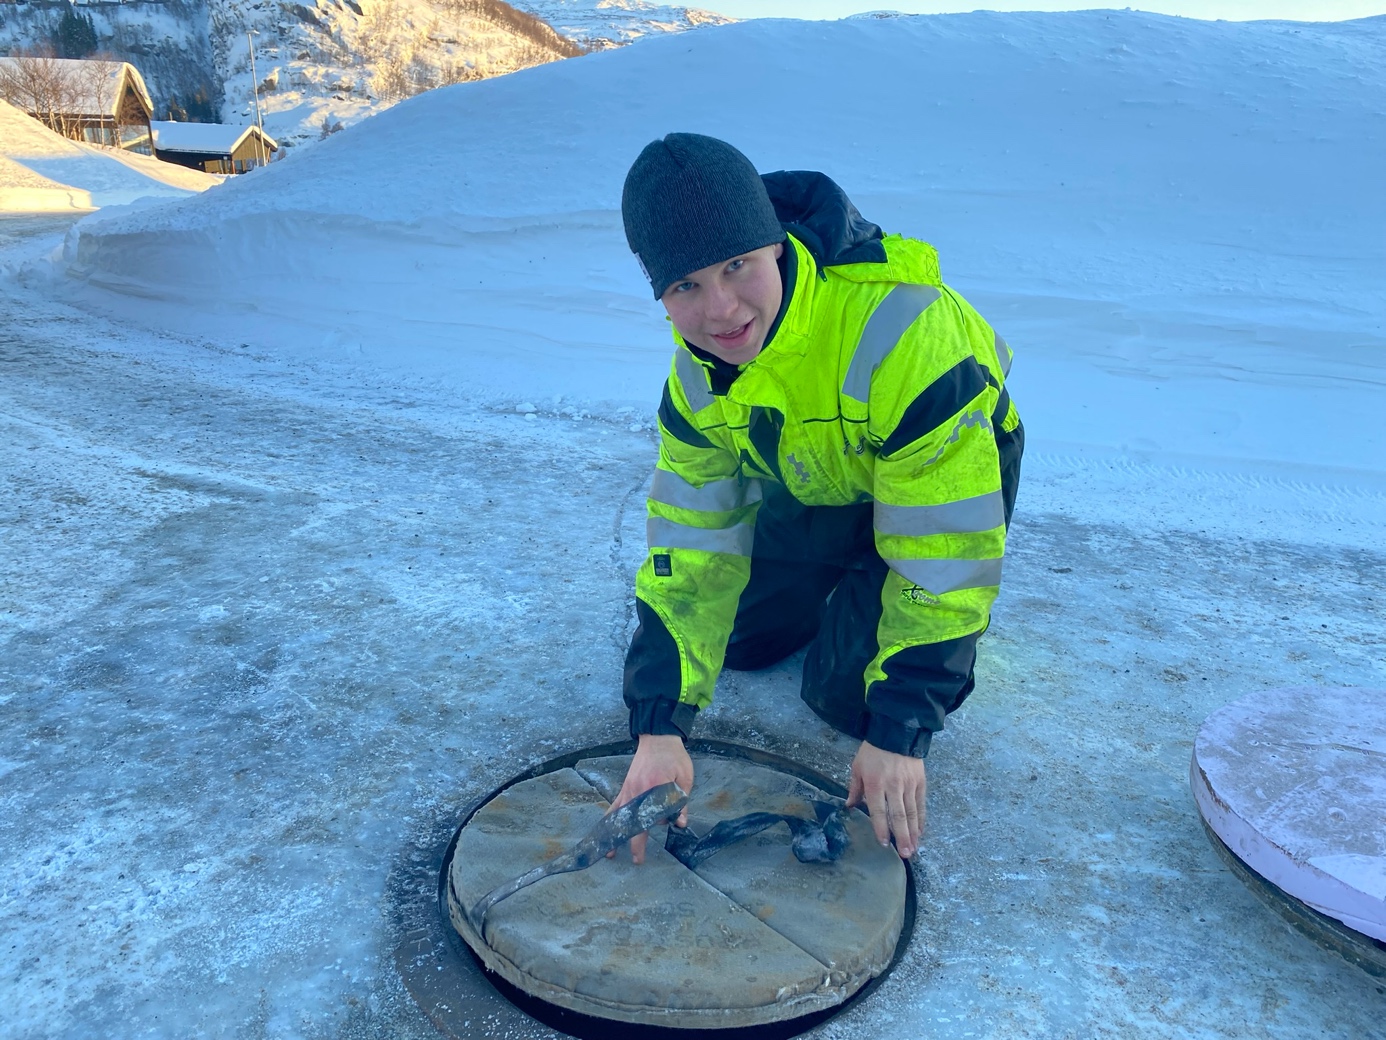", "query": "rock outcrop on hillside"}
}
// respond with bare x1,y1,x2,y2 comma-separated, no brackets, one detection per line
206,0,585,148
